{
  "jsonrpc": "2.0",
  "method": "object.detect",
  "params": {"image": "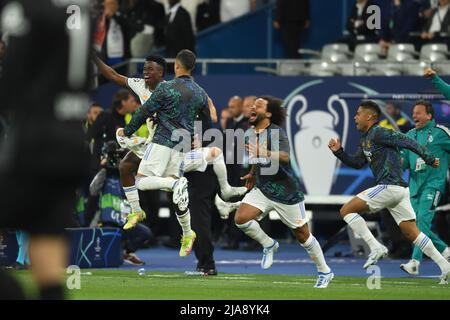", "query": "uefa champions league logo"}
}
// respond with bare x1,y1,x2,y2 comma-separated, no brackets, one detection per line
284,79,382,196
286,85,349,196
